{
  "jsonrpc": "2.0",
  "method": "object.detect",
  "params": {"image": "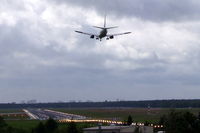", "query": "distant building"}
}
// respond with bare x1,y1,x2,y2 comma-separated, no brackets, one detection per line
83,125,153,133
